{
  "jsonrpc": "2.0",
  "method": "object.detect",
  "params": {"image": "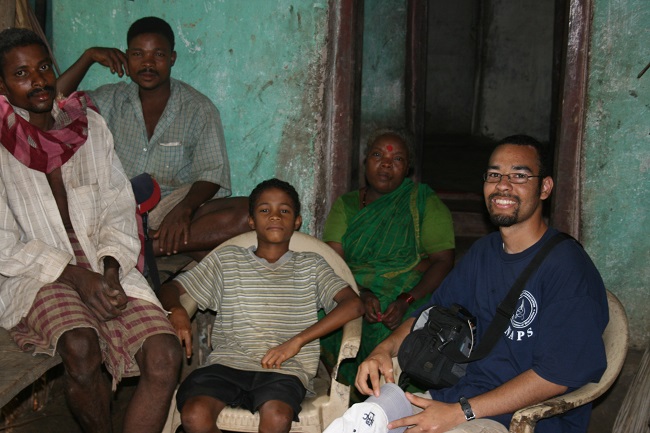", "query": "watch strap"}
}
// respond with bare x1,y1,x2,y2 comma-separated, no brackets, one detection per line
459,396,475,421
